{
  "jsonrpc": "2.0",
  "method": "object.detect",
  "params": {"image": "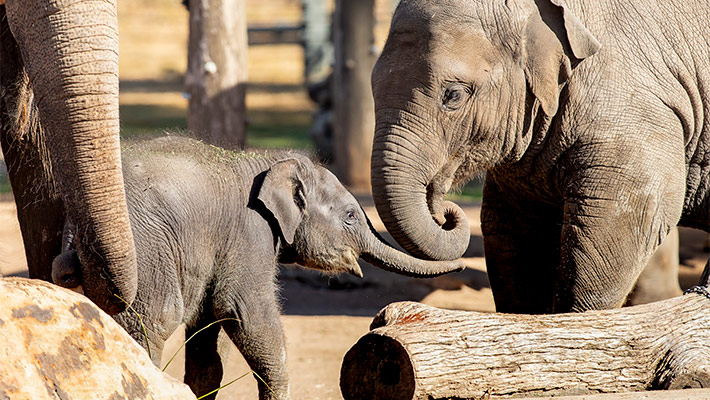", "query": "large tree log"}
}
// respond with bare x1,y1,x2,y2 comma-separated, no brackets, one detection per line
340,294,710,400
